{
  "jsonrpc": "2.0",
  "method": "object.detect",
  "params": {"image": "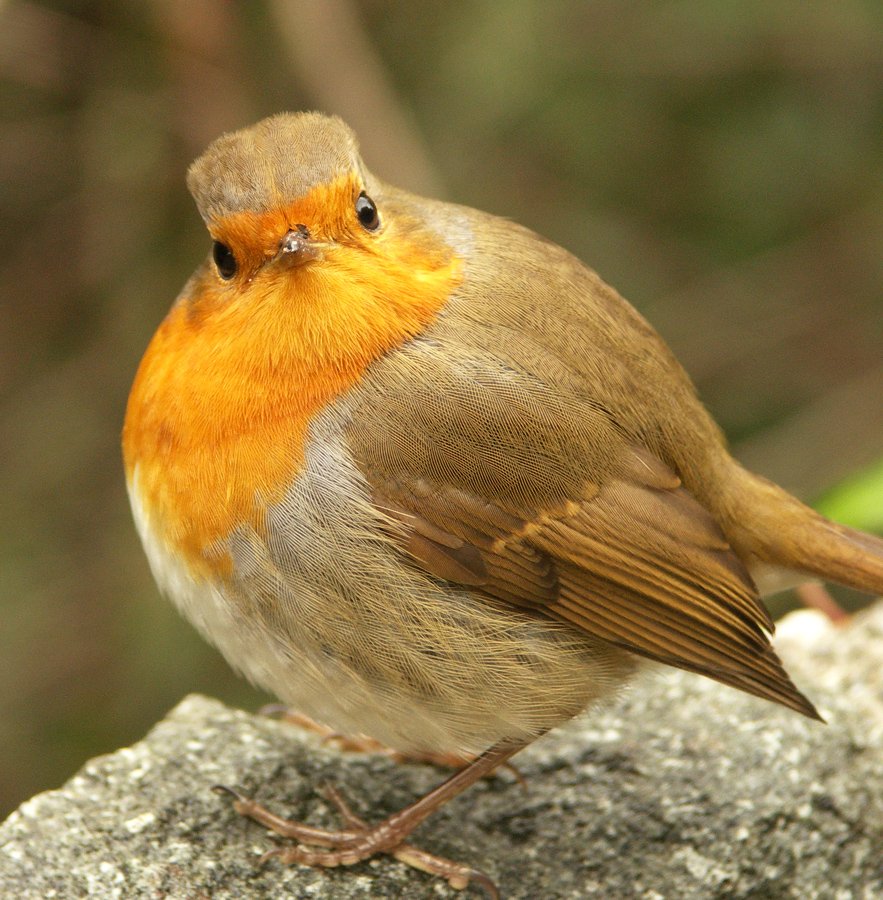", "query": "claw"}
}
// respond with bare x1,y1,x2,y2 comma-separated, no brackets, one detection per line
258,846,284,865
469,869,502,899
212,783,249,802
